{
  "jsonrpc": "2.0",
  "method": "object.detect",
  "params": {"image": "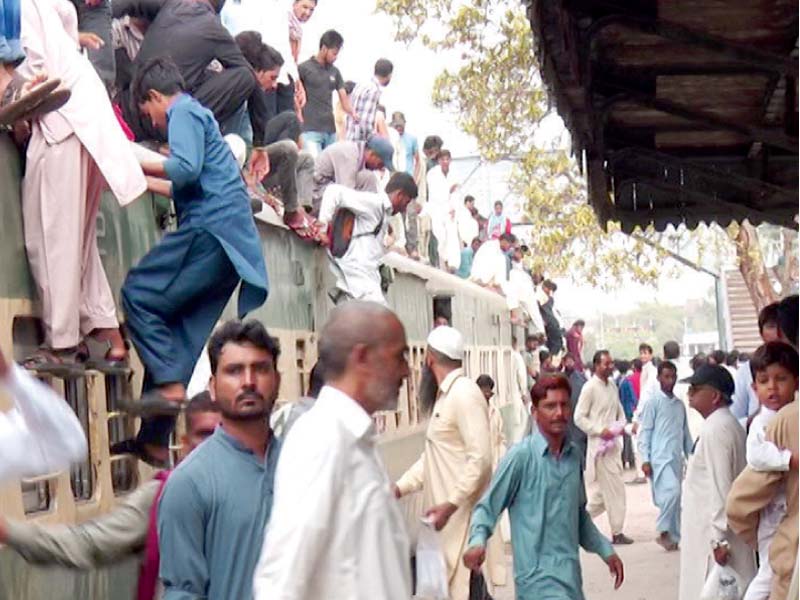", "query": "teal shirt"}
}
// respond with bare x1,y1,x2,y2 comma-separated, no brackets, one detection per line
638,390,694,466
456,247,475,278
158,427,281,600
468,433,614,600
